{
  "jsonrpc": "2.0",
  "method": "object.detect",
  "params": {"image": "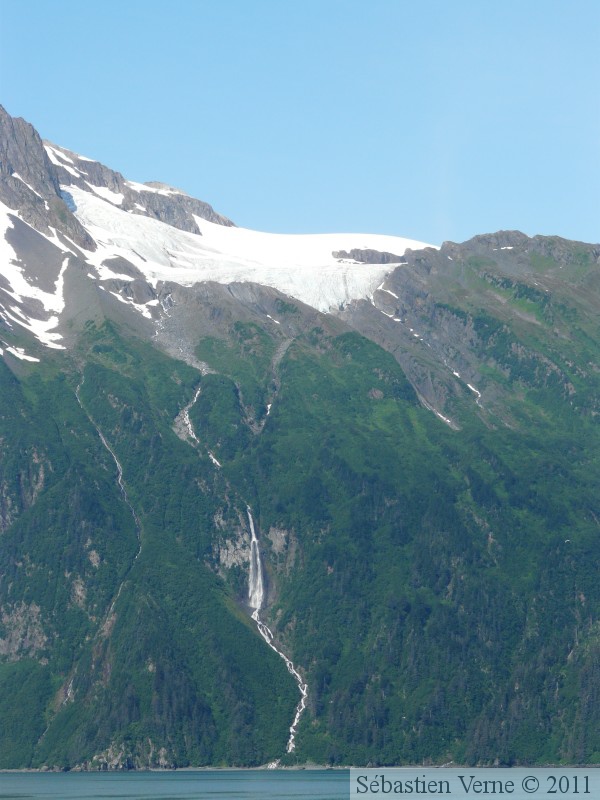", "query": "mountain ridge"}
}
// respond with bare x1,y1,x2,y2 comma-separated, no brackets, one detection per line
0,106,599,769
